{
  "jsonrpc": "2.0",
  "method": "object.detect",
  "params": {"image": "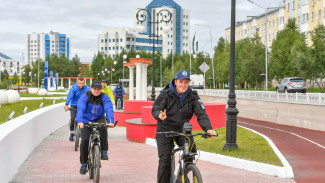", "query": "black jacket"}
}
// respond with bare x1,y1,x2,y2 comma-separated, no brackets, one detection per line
152,87,212,132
